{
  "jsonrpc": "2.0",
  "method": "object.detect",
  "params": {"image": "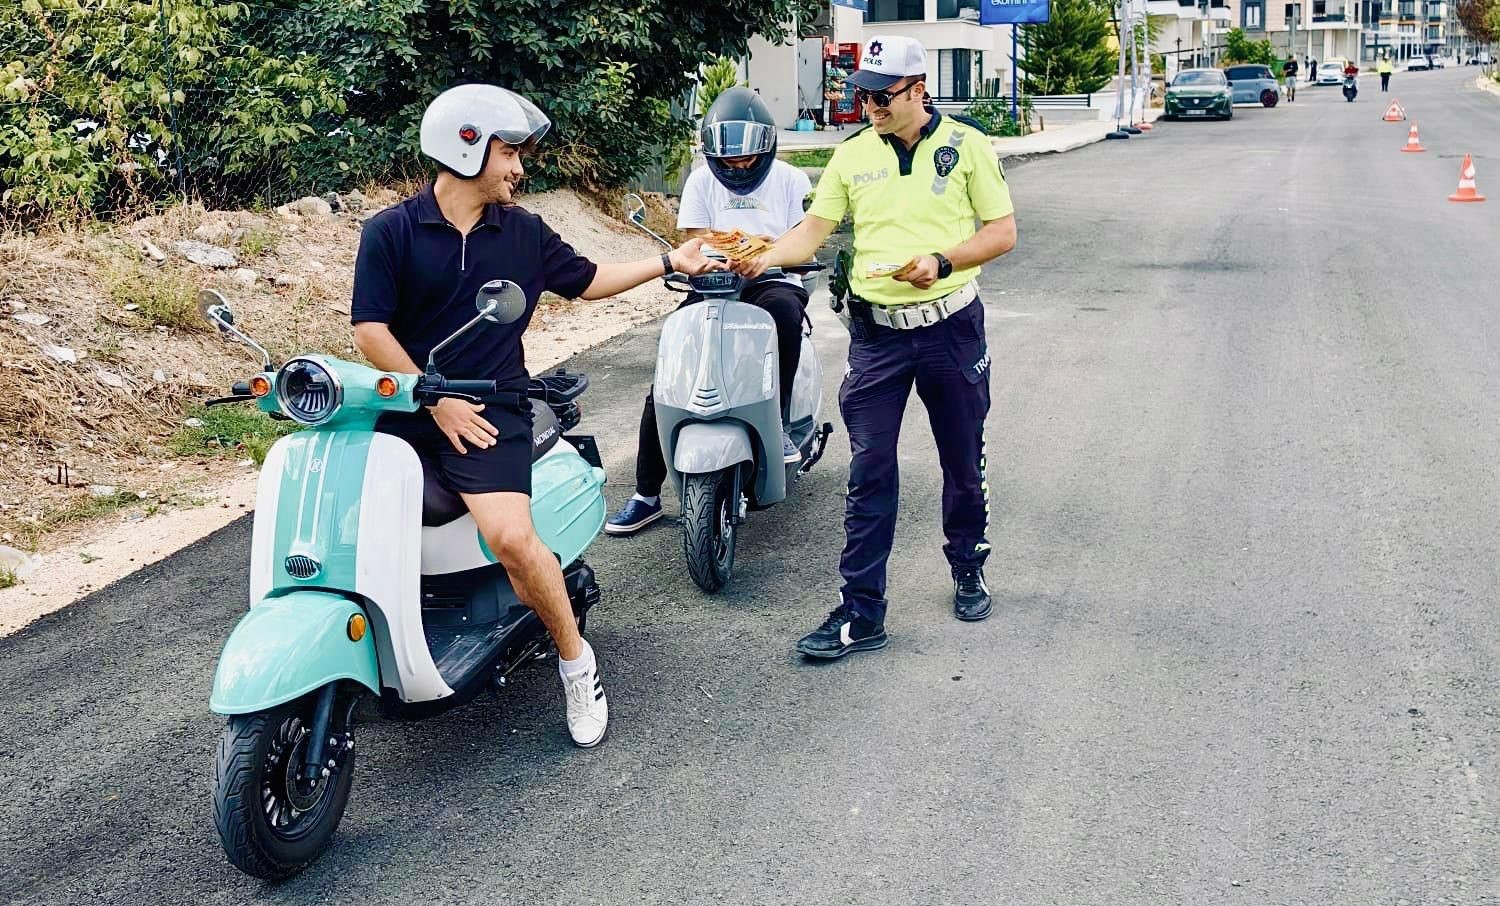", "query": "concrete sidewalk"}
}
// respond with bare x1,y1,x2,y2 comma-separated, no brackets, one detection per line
779,108,1164,161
